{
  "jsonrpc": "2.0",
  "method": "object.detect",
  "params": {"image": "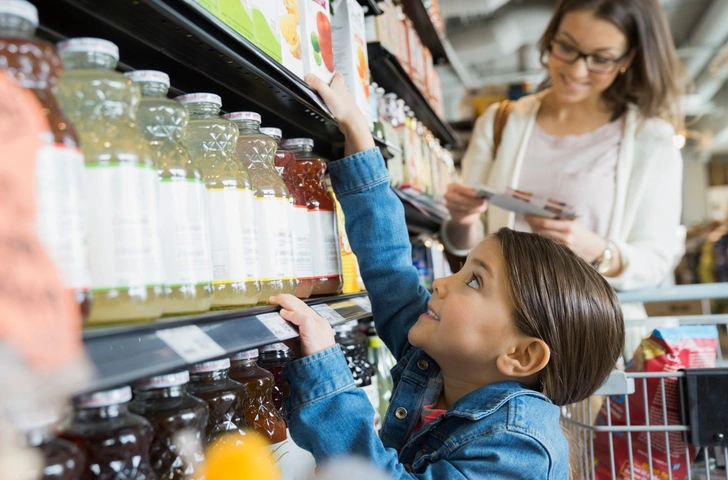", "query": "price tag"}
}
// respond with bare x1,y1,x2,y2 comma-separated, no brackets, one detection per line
352,296,372,313
258,312,299,341
156,325,225,364
312,304,346,325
